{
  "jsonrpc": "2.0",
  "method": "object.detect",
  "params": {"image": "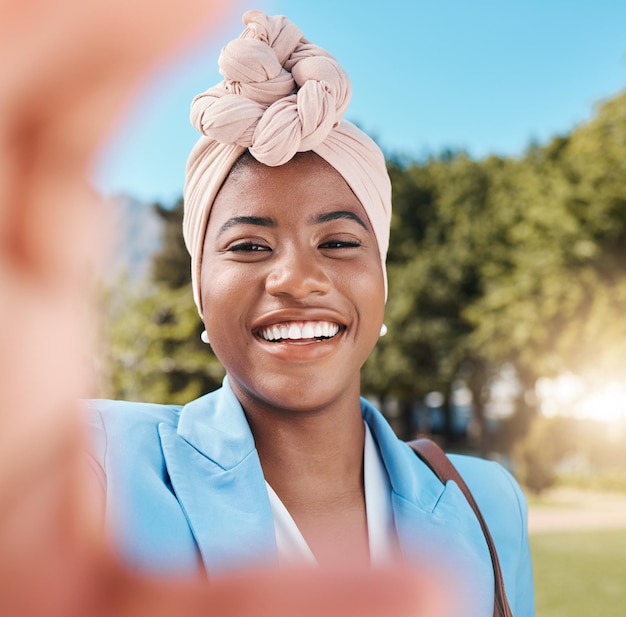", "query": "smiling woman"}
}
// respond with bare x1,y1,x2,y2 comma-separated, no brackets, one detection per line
85,10,535,616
